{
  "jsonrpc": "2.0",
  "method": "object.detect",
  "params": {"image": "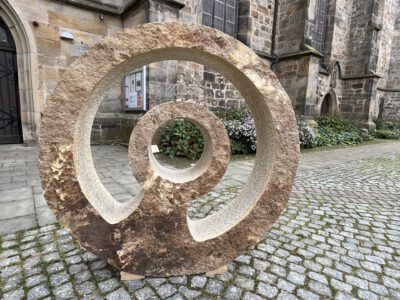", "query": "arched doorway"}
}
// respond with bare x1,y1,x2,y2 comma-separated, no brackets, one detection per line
320,90,338,115
0,18,22,143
